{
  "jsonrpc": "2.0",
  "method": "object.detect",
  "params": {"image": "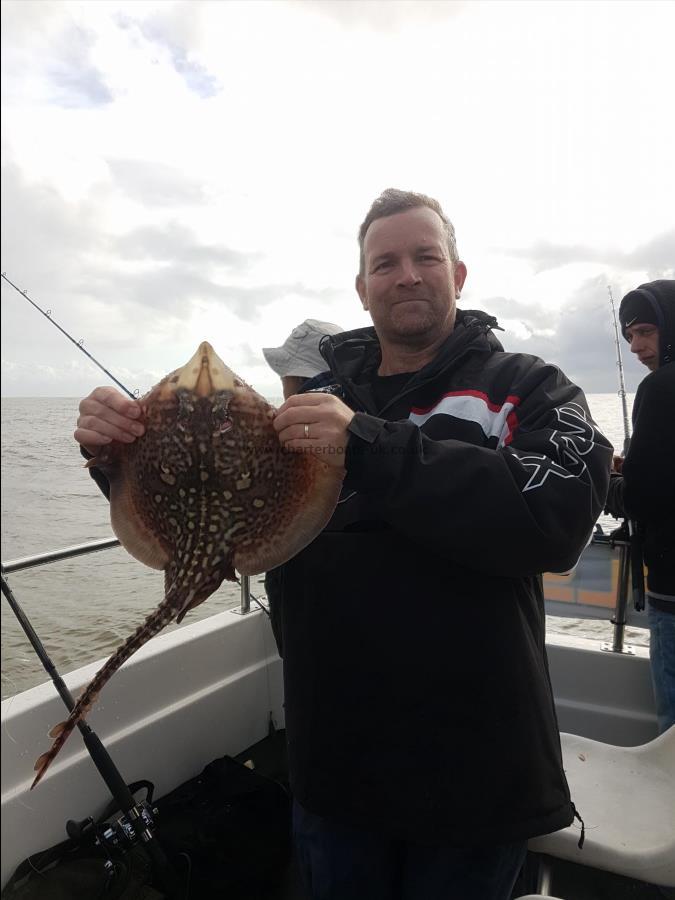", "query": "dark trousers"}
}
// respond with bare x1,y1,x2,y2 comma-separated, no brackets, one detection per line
293,801,528,900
